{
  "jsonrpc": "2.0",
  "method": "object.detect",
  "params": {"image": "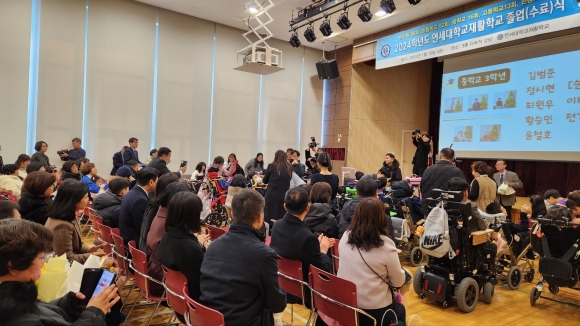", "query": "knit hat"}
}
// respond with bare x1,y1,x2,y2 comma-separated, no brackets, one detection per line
116,166,133,177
